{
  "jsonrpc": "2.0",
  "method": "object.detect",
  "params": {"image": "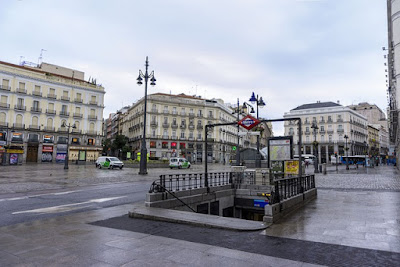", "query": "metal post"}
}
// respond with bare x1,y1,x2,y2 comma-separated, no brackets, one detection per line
236,98,240,166
64,128,69,169
137,56,156,175
256,96,261,168
344,135,349,170
204,125,209,192
298,119,302,177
